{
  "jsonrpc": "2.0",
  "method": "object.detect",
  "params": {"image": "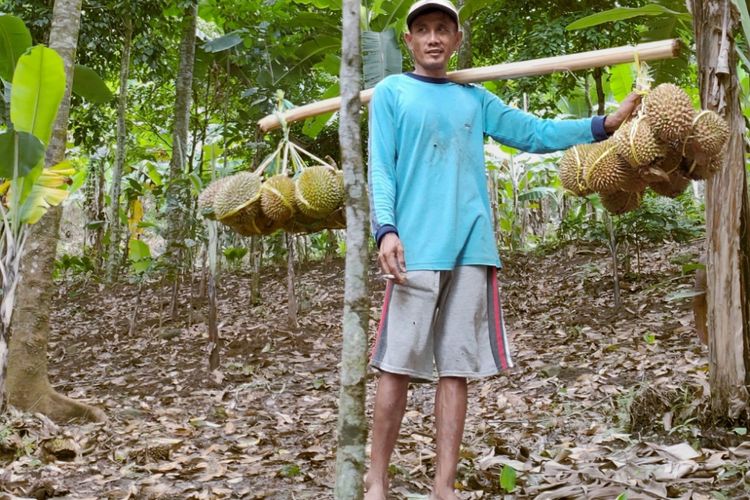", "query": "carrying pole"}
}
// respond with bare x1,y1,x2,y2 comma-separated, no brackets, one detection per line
257,39,682,132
